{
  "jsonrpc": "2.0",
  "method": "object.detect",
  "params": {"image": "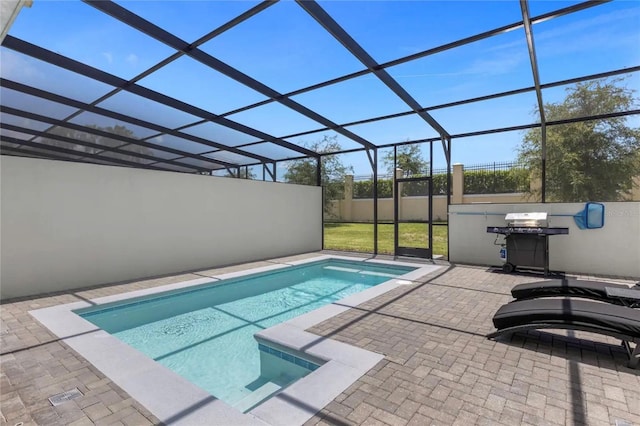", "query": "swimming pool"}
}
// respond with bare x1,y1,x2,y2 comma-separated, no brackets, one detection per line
75,259,415,412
